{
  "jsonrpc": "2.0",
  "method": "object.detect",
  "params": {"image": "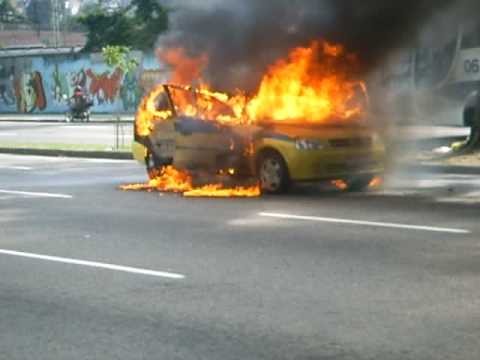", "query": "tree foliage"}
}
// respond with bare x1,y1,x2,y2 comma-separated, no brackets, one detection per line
102,45,139,73
79,0,169,52
0,0,23,24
